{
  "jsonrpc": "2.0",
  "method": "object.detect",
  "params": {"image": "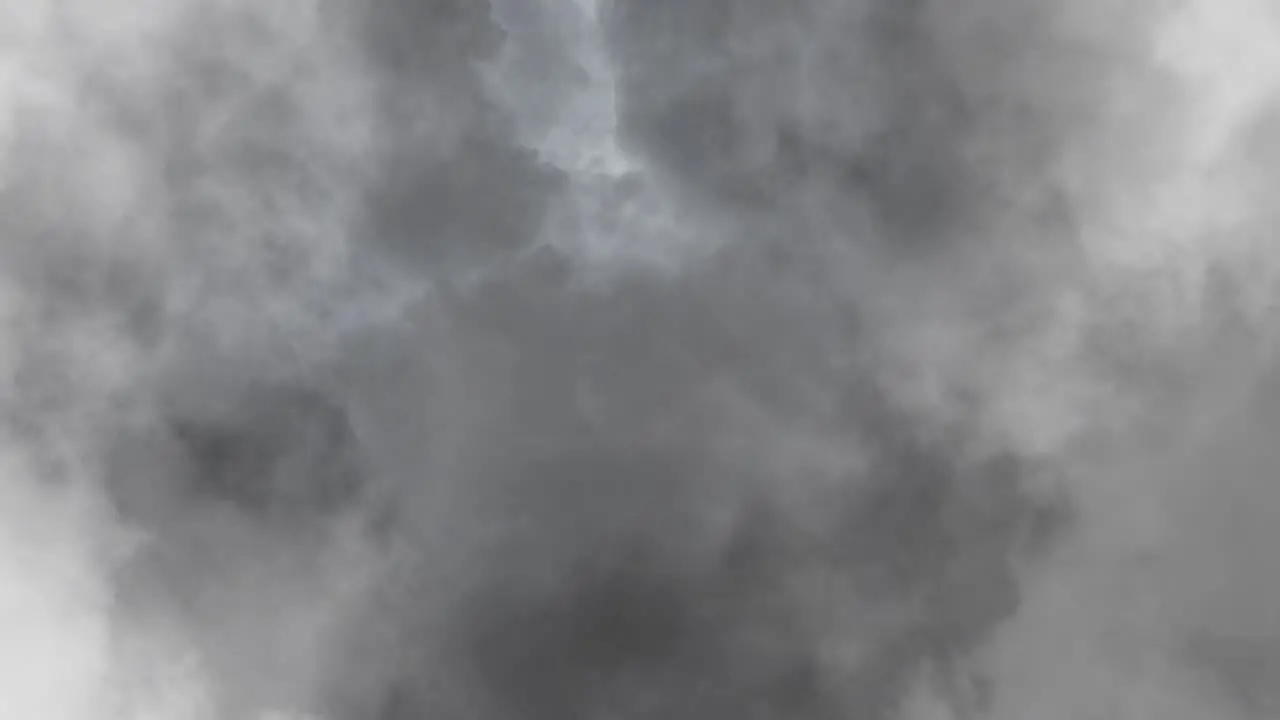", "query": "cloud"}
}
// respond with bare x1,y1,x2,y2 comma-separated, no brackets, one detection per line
3,0,1280,718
